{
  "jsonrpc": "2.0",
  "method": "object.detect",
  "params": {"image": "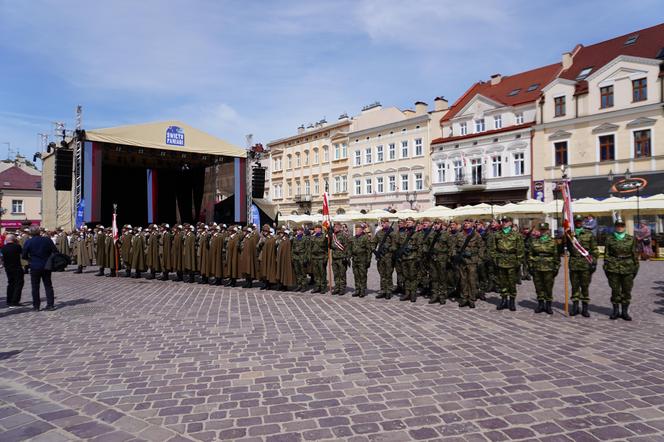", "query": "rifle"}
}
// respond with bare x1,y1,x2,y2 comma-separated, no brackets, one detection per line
426,229,442,259
452,228,475,266
393,229,415,264
373,221,394,261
